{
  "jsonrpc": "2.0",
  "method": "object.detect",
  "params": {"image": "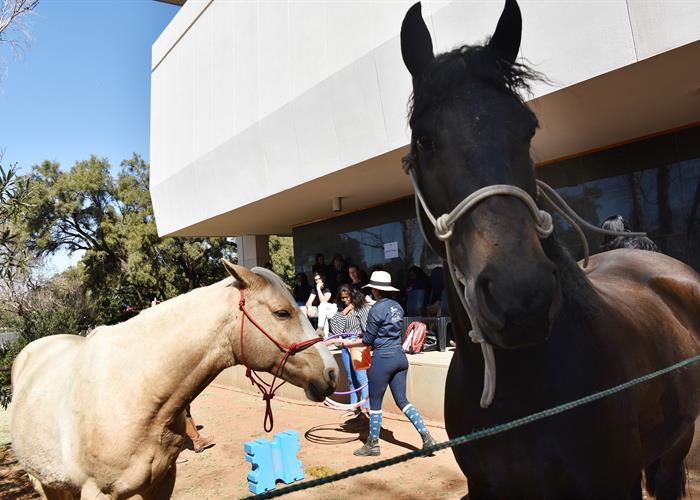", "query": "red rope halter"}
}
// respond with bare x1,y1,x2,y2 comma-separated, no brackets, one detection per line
238,288,323,432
